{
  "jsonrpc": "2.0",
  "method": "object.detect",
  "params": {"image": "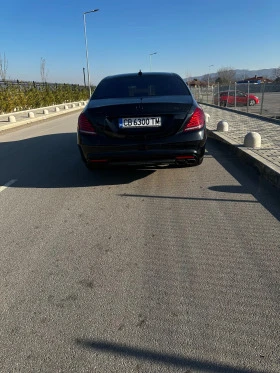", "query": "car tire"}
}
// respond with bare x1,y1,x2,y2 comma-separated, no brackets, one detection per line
249,99,256,106
198,156,204,165
220,101,226,107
